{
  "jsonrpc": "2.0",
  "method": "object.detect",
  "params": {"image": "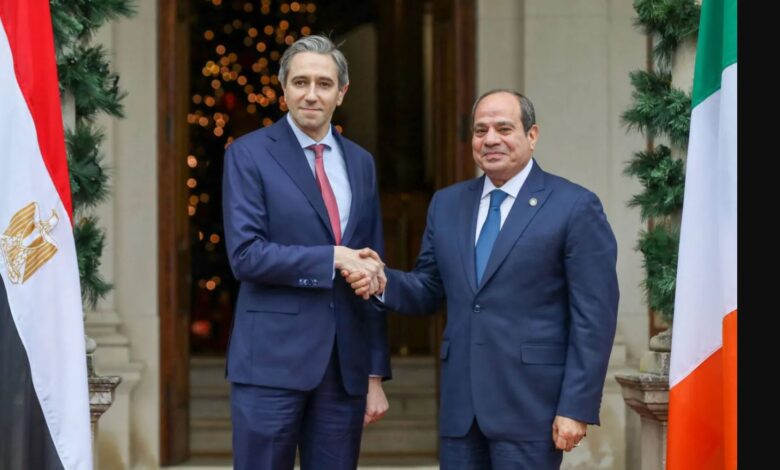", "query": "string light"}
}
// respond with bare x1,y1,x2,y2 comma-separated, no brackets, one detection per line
186,0,321,316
